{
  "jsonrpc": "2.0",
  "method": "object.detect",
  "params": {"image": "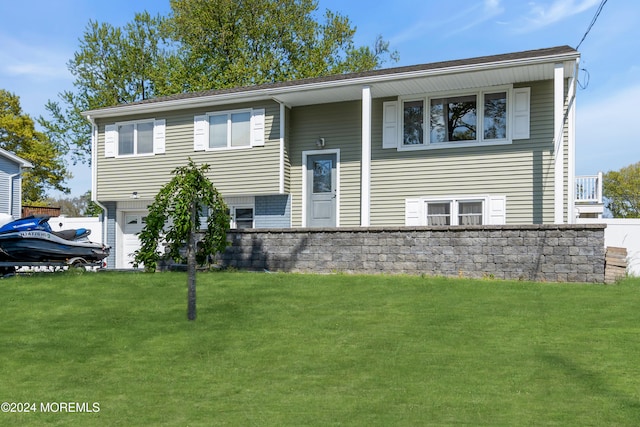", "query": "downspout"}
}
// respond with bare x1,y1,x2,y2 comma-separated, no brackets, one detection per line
8,172,20,218
86,115,109,246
